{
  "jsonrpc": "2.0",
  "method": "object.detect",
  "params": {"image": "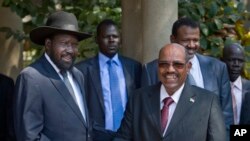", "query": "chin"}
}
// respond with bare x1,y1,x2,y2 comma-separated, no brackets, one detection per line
57,61,74,71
